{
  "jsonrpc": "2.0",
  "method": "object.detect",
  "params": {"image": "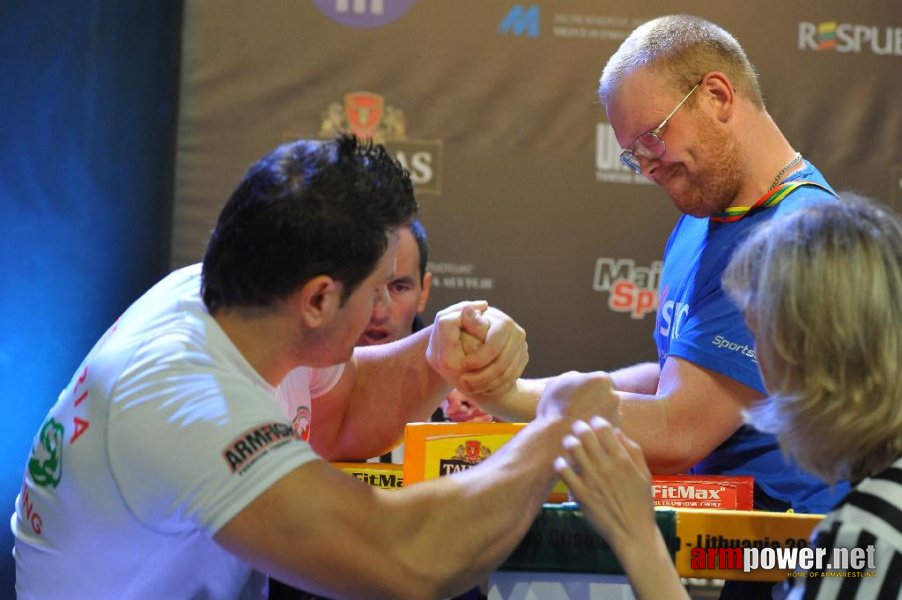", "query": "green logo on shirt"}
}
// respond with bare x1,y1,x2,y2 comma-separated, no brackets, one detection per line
28,418,65,488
